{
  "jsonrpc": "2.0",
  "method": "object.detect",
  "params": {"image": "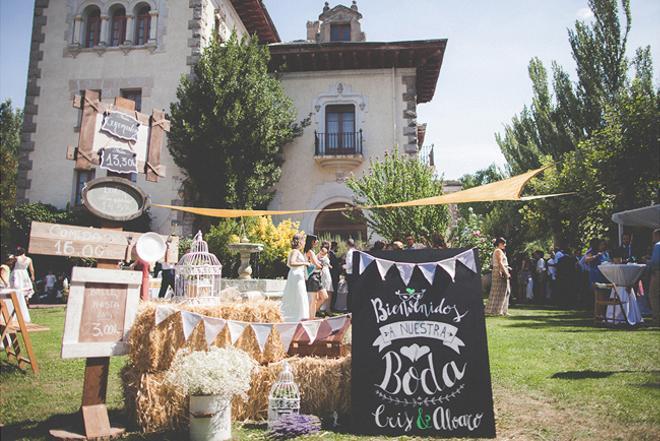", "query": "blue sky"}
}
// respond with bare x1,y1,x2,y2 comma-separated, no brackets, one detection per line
1,0,658,179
